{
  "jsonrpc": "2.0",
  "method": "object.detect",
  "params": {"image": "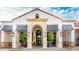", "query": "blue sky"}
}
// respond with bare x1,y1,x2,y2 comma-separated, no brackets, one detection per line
50,7,79,20
0,7,79,21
